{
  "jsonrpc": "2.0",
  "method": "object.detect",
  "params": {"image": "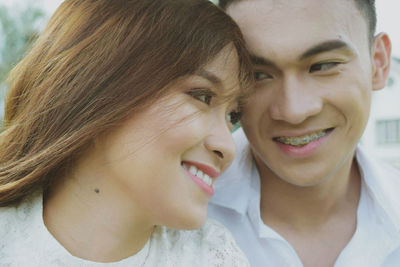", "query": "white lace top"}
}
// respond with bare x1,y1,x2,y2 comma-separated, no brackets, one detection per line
0,192,249,266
